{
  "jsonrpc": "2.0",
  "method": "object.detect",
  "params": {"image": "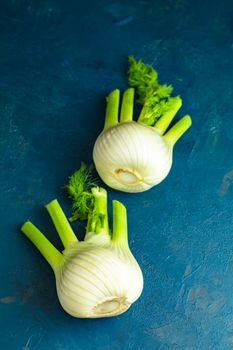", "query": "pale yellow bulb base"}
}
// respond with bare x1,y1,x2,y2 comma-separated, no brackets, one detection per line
93,296,130,317
115,168,143,185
